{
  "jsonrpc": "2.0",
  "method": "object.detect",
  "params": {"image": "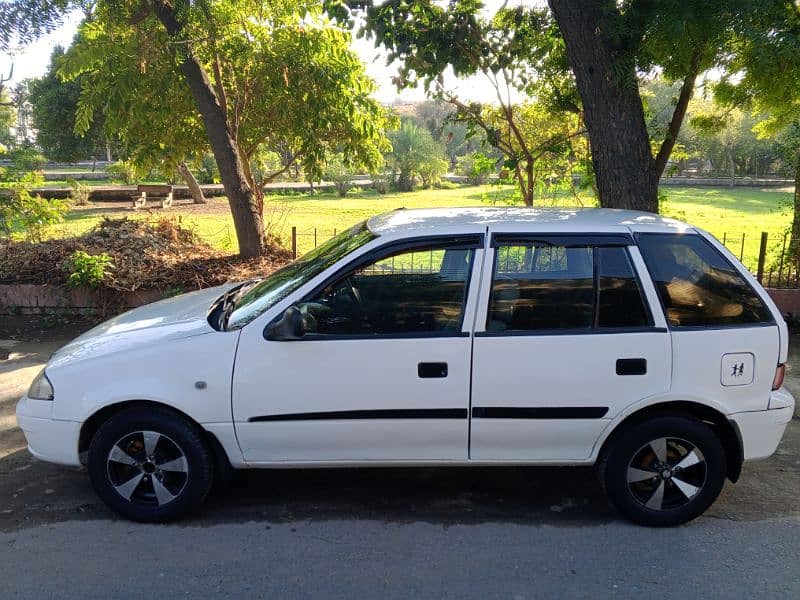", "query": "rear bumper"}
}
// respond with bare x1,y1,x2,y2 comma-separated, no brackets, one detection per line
729,388,795,461
15,395,81,467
